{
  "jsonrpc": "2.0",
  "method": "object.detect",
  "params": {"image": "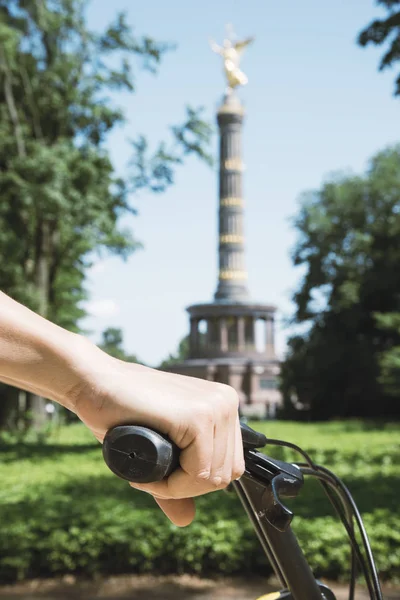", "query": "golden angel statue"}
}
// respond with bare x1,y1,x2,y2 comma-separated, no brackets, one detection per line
210,26,254,91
